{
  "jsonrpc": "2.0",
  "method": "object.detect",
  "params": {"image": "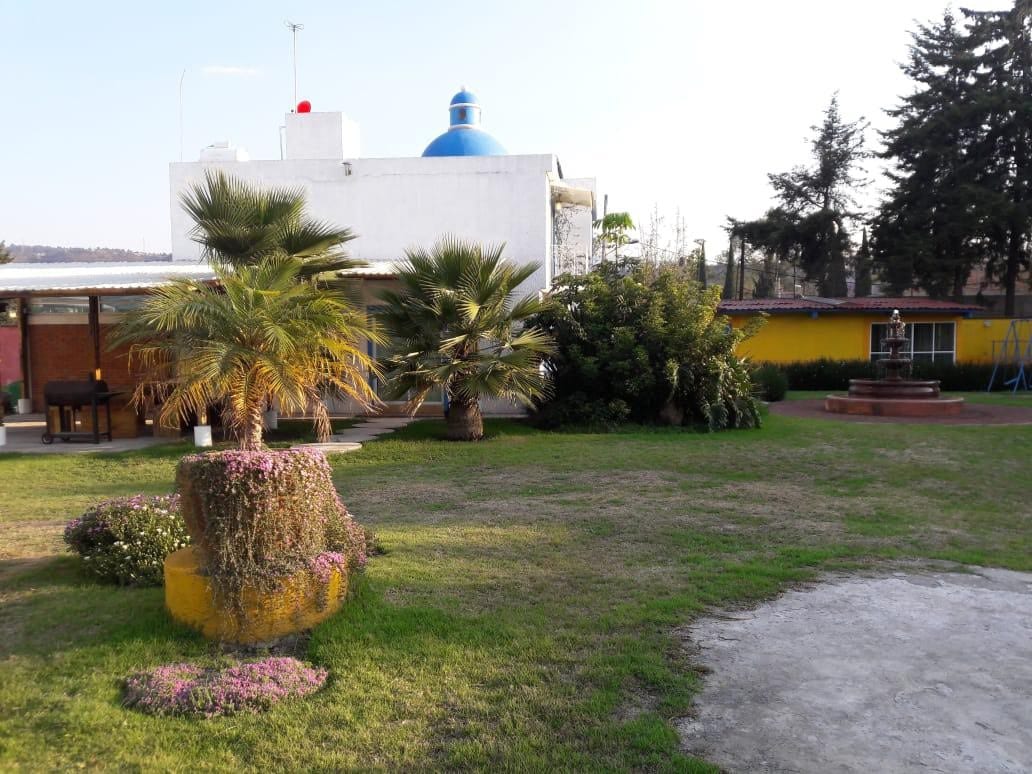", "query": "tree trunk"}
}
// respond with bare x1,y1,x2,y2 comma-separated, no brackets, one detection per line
446,397,483,441
240,402,265,450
